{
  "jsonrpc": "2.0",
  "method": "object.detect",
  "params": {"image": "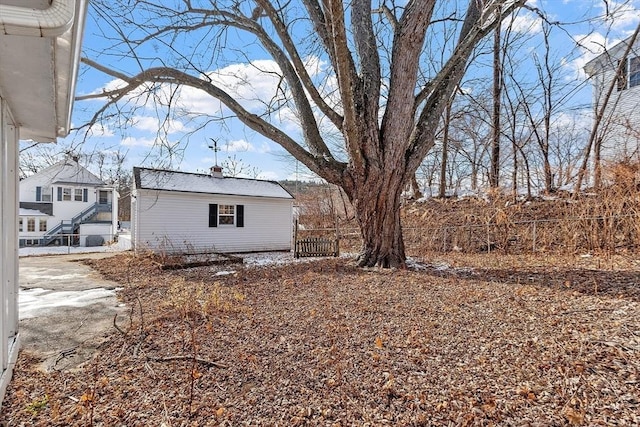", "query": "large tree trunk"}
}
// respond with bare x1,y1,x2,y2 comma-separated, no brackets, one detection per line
347,170,407,268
